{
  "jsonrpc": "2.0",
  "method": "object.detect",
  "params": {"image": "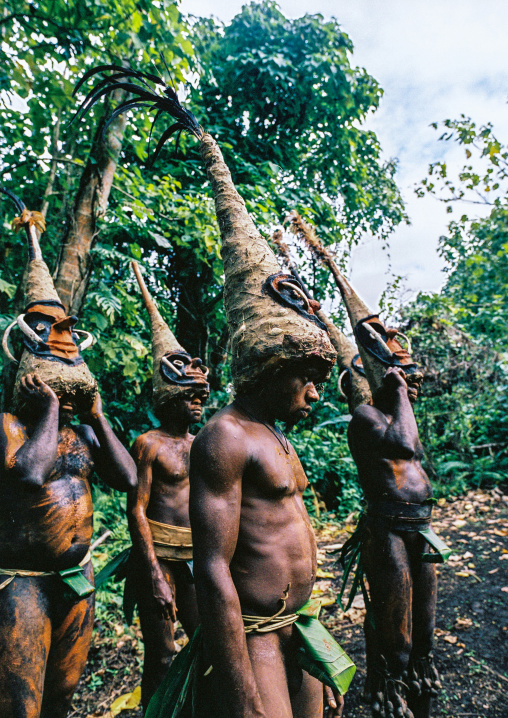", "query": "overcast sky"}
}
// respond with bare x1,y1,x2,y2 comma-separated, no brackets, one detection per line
180,0,508,308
